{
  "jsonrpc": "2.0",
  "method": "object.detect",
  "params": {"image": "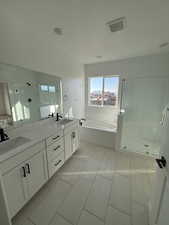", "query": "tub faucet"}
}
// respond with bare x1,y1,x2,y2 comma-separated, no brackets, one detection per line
0,128,9,143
